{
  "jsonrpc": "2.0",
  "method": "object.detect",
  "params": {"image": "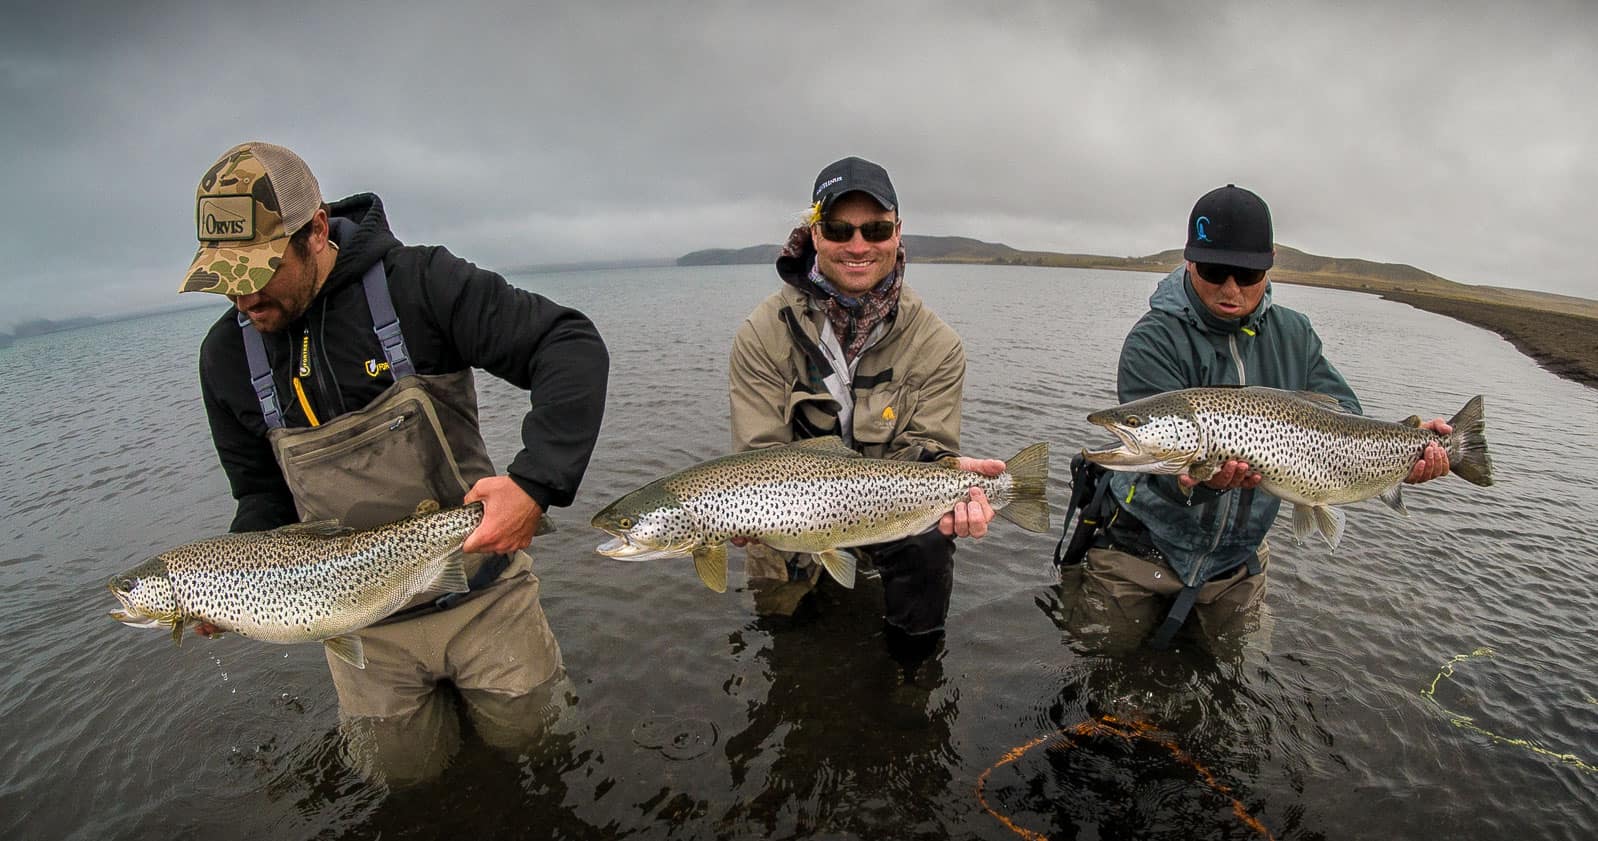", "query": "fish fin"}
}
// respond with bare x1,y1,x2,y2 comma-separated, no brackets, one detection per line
413,498,441,516
1397,414,1424,428
1378,483,1409,516
170,620,185,647
1313,505,1345,549
274,519,354,538
1293,391,1351,412
324,635,367,670
693,543,729,593
426,553,472,595
1292,504,1316,544
1445,396,1493,487
994,442,1051,533
786,436,862,457
534,514,557,536
817,548,857,589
